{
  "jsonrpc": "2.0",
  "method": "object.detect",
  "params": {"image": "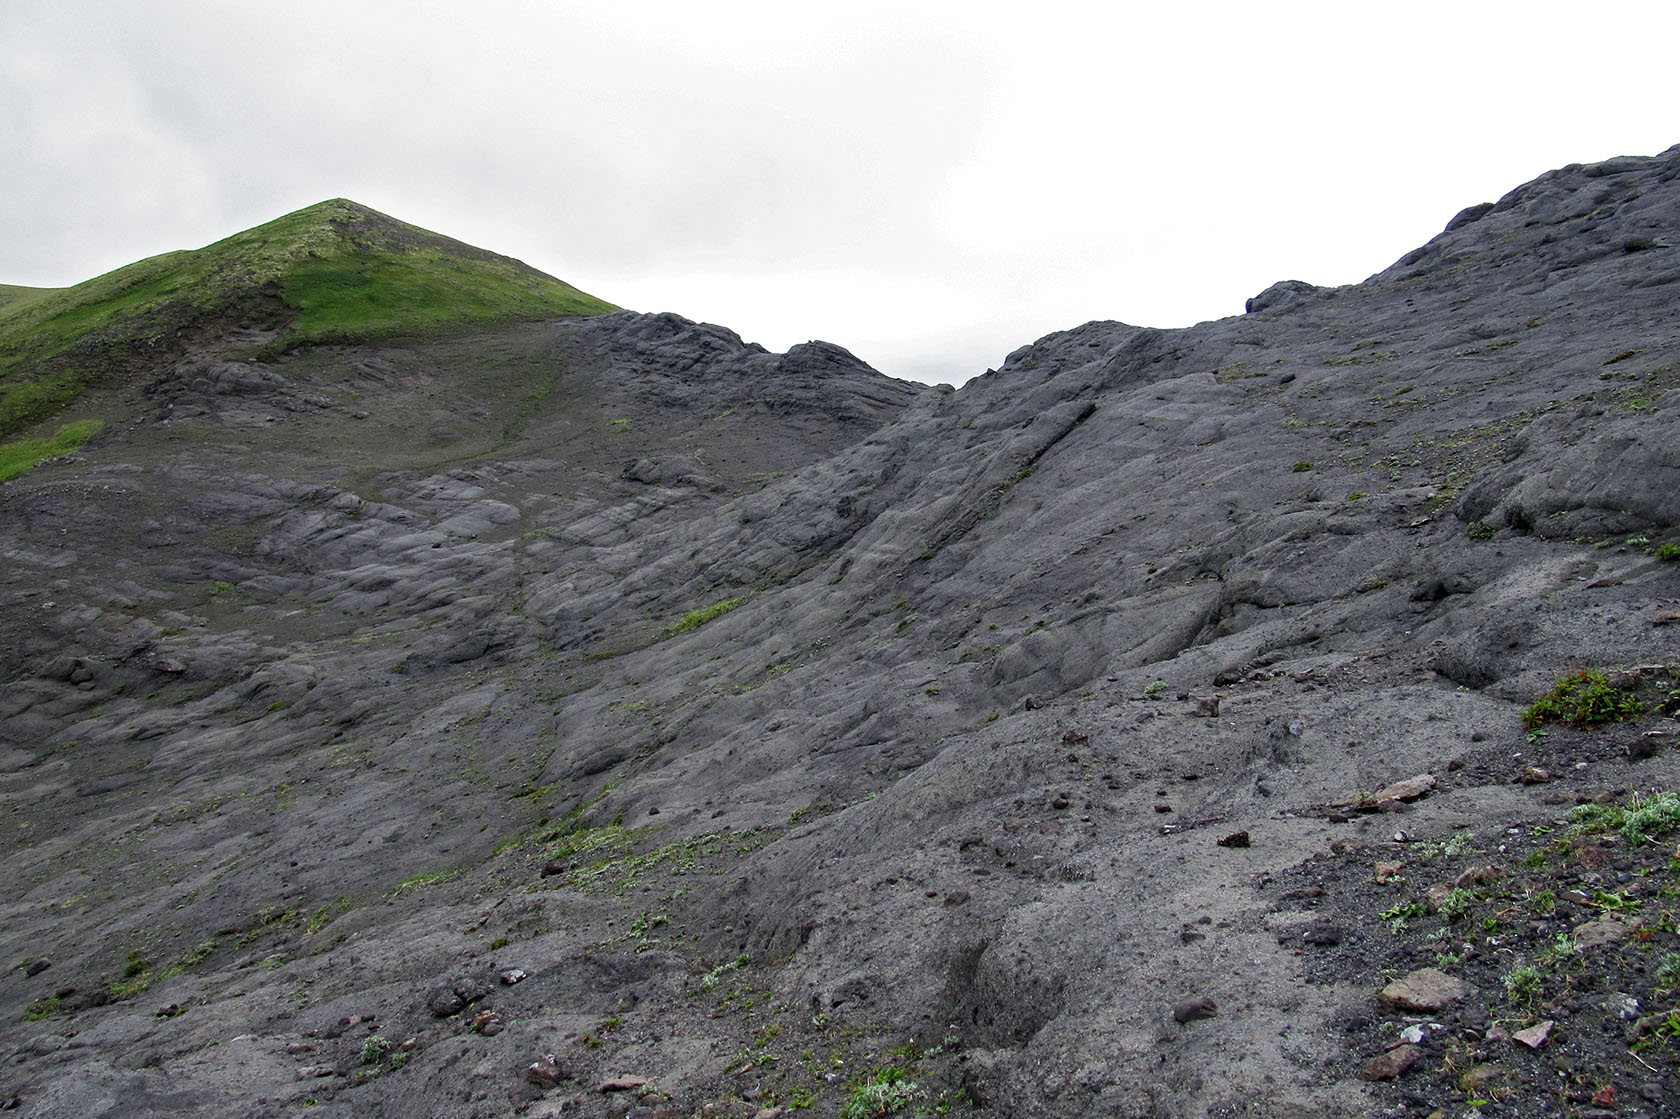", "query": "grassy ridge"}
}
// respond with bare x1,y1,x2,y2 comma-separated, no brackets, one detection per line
0,199,616,439
0,418,105,483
